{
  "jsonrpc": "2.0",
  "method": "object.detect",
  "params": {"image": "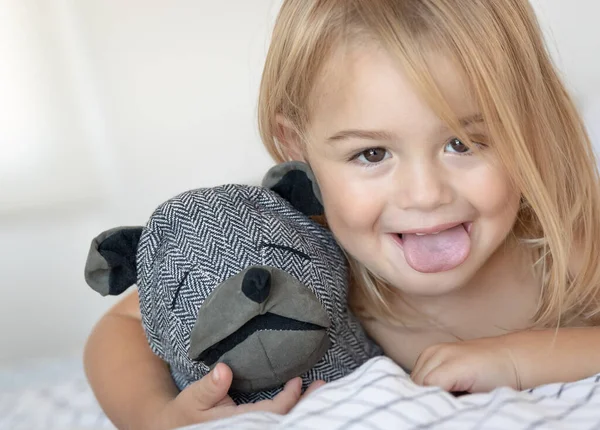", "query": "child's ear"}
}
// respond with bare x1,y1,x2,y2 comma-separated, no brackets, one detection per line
275,114,305,161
